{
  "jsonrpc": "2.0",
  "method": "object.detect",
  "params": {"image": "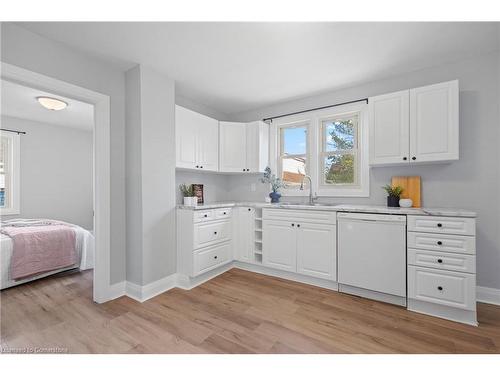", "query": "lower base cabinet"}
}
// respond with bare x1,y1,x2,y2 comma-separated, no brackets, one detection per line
262,209,337,281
